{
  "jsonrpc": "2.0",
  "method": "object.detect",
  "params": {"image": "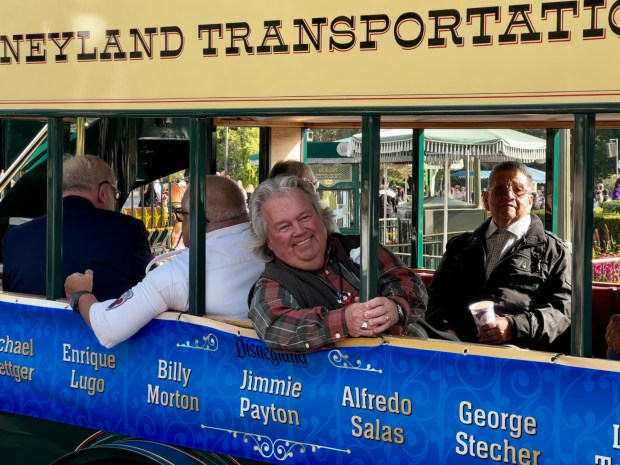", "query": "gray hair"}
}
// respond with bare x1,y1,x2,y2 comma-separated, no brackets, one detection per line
63,154,115,192
249,175,337,262
489,161,533,188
